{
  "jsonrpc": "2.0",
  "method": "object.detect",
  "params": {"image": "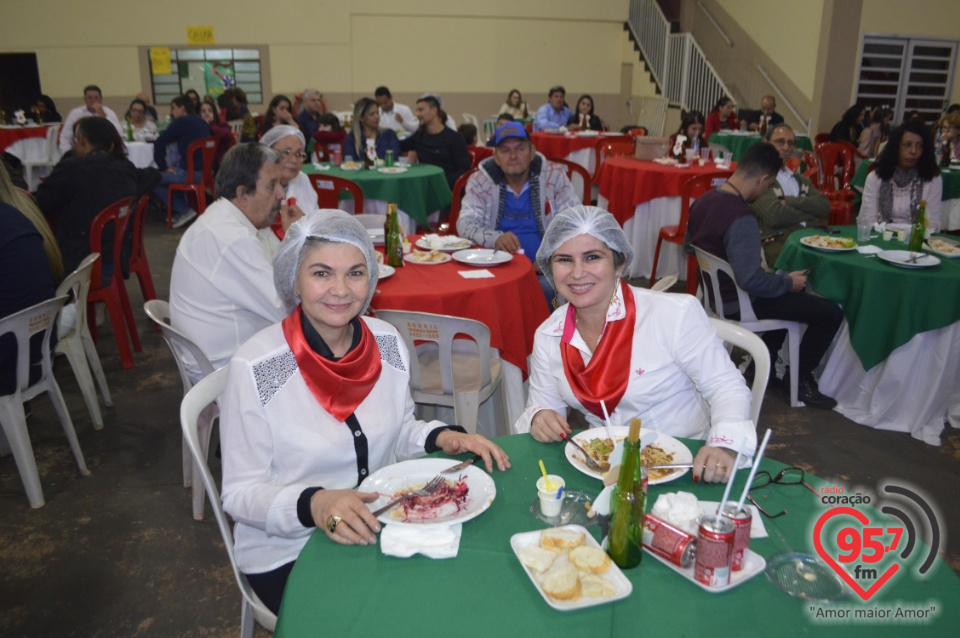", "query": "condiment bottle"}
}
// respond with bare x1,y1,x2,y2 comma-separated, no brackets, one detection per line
608,418,647,569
